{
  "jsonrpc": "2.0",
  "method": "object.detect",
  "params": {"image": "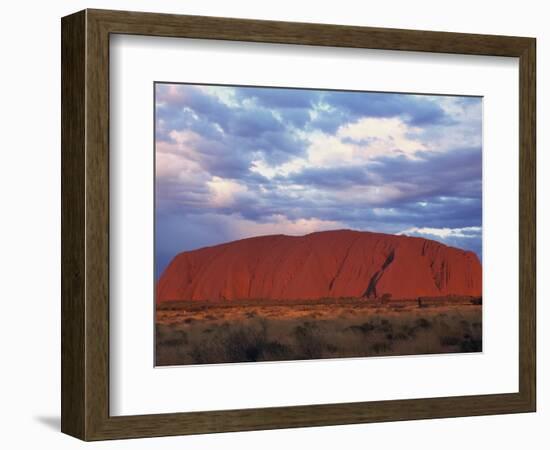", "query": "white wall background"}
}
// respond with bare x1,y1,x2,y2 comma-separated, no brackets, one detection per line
0,1,546,448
